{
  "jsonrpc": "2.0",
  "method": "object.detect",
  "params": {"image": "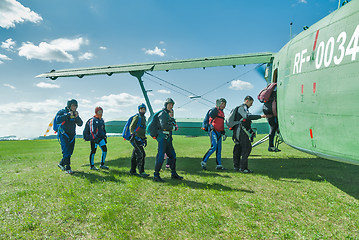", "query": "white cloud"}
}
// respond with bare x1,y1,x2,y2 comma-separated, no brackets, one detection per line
66,92,80,97
1,38,16,50
0,53,11,64
50,38,89,51
99,46,107,50
299,0,307,3
78,52,94,60
78,98,93,109
79,99,92,105
0,99,63,138
35,82,60,89
229,80,254,90
0,0,42,29
160,41,165,45
157,89,171,94
95,93,145,113
19,42,74,62
153,99,163,105
0,96,152,138
3,83,15,89
0,99,61,114
18,37,89,63
144,46,165,56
